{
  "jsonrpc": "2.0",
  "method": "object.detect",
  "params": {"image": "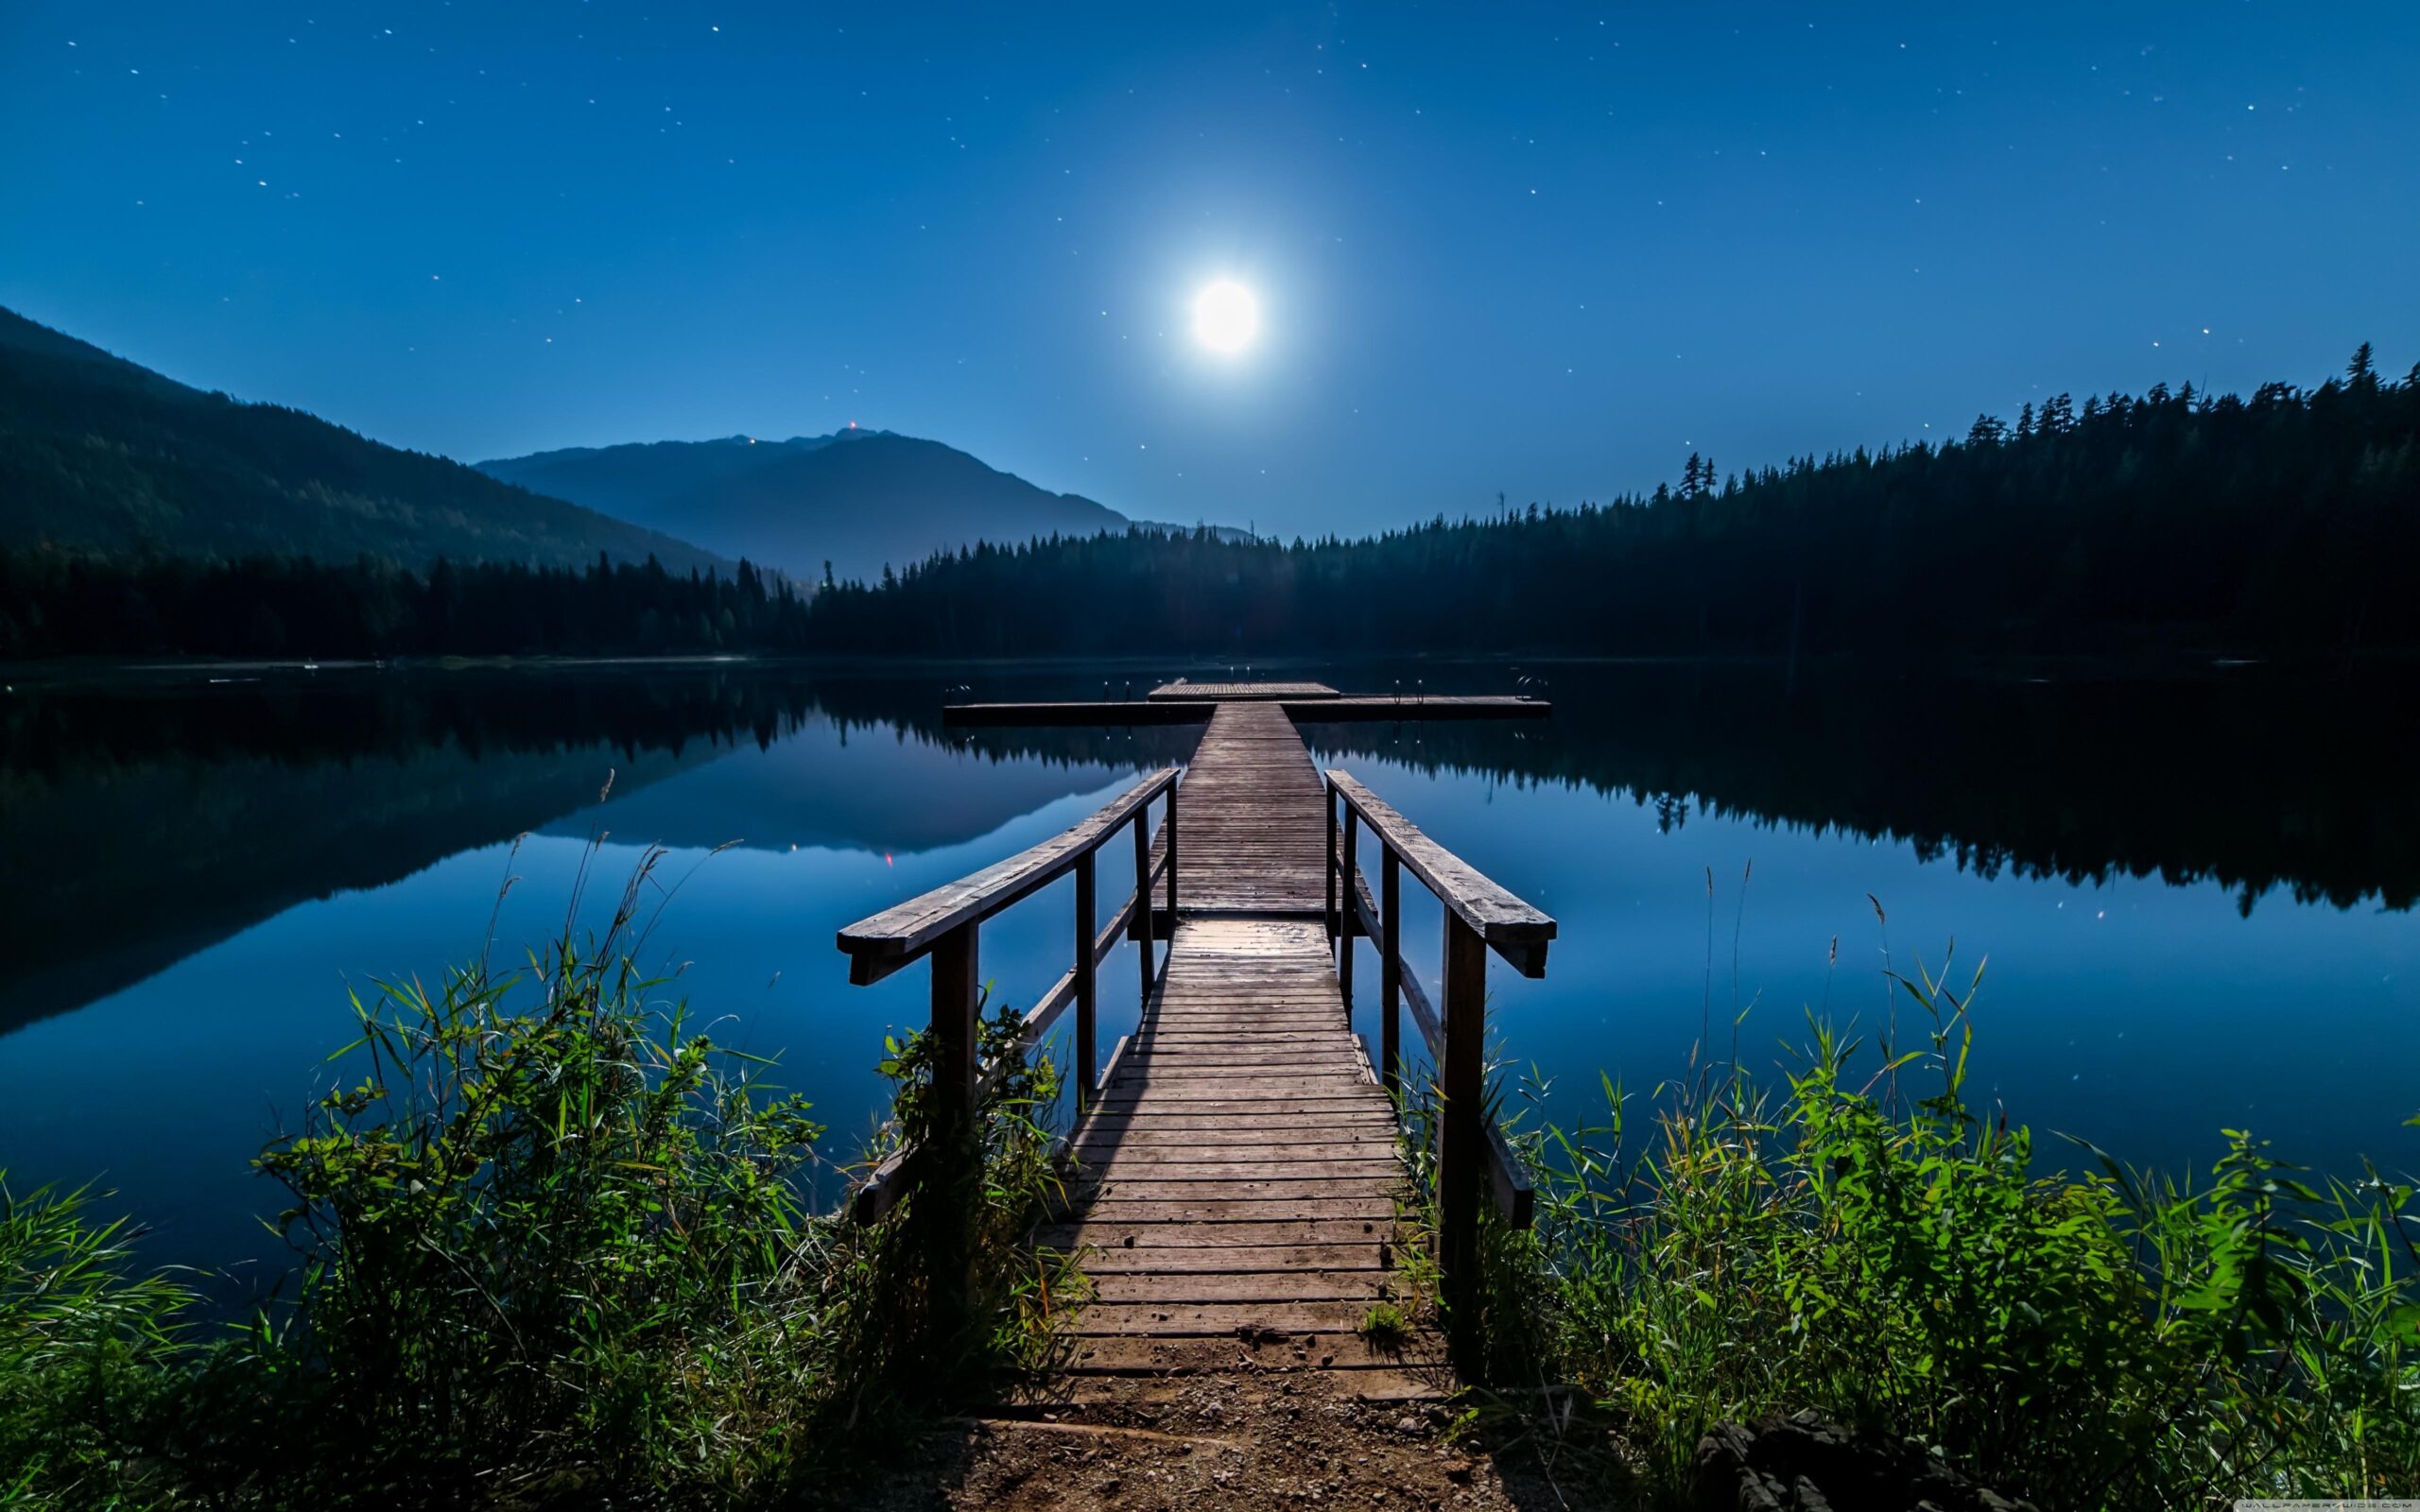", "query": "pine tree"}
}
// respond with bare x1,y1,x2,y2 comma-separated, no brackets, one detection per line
2350,341,2378,392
